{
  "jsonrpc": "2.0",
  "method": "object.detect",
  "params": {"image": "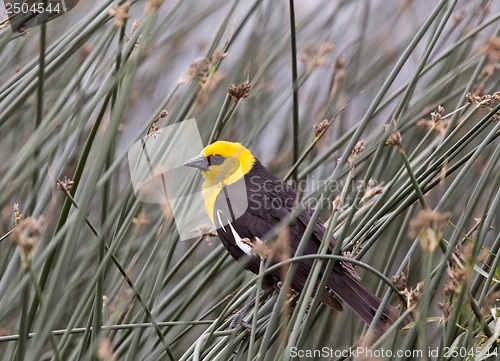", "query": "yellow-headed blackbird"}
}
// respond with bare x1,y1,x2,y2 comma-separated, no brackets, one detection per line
184,141,403,331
